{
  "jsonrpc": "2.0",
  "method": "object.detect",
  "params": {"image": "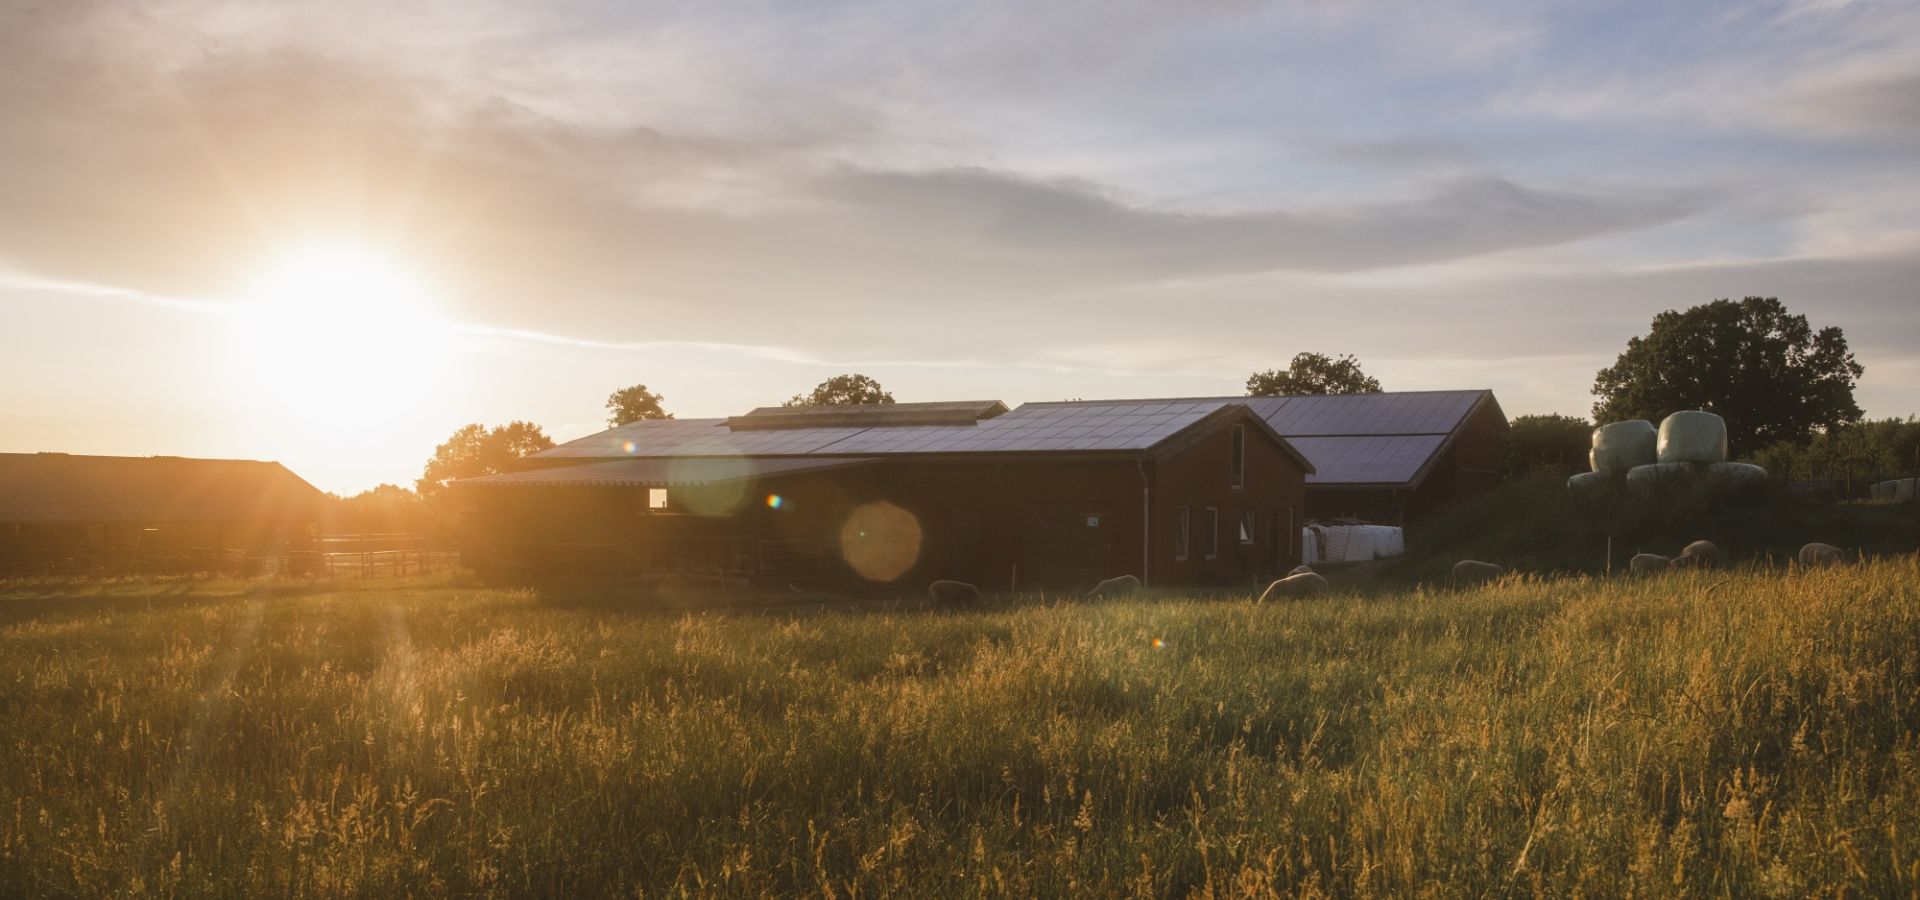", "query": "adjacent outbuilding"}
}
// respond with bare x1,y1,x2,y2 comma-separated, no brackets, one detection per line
0,453,329,574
